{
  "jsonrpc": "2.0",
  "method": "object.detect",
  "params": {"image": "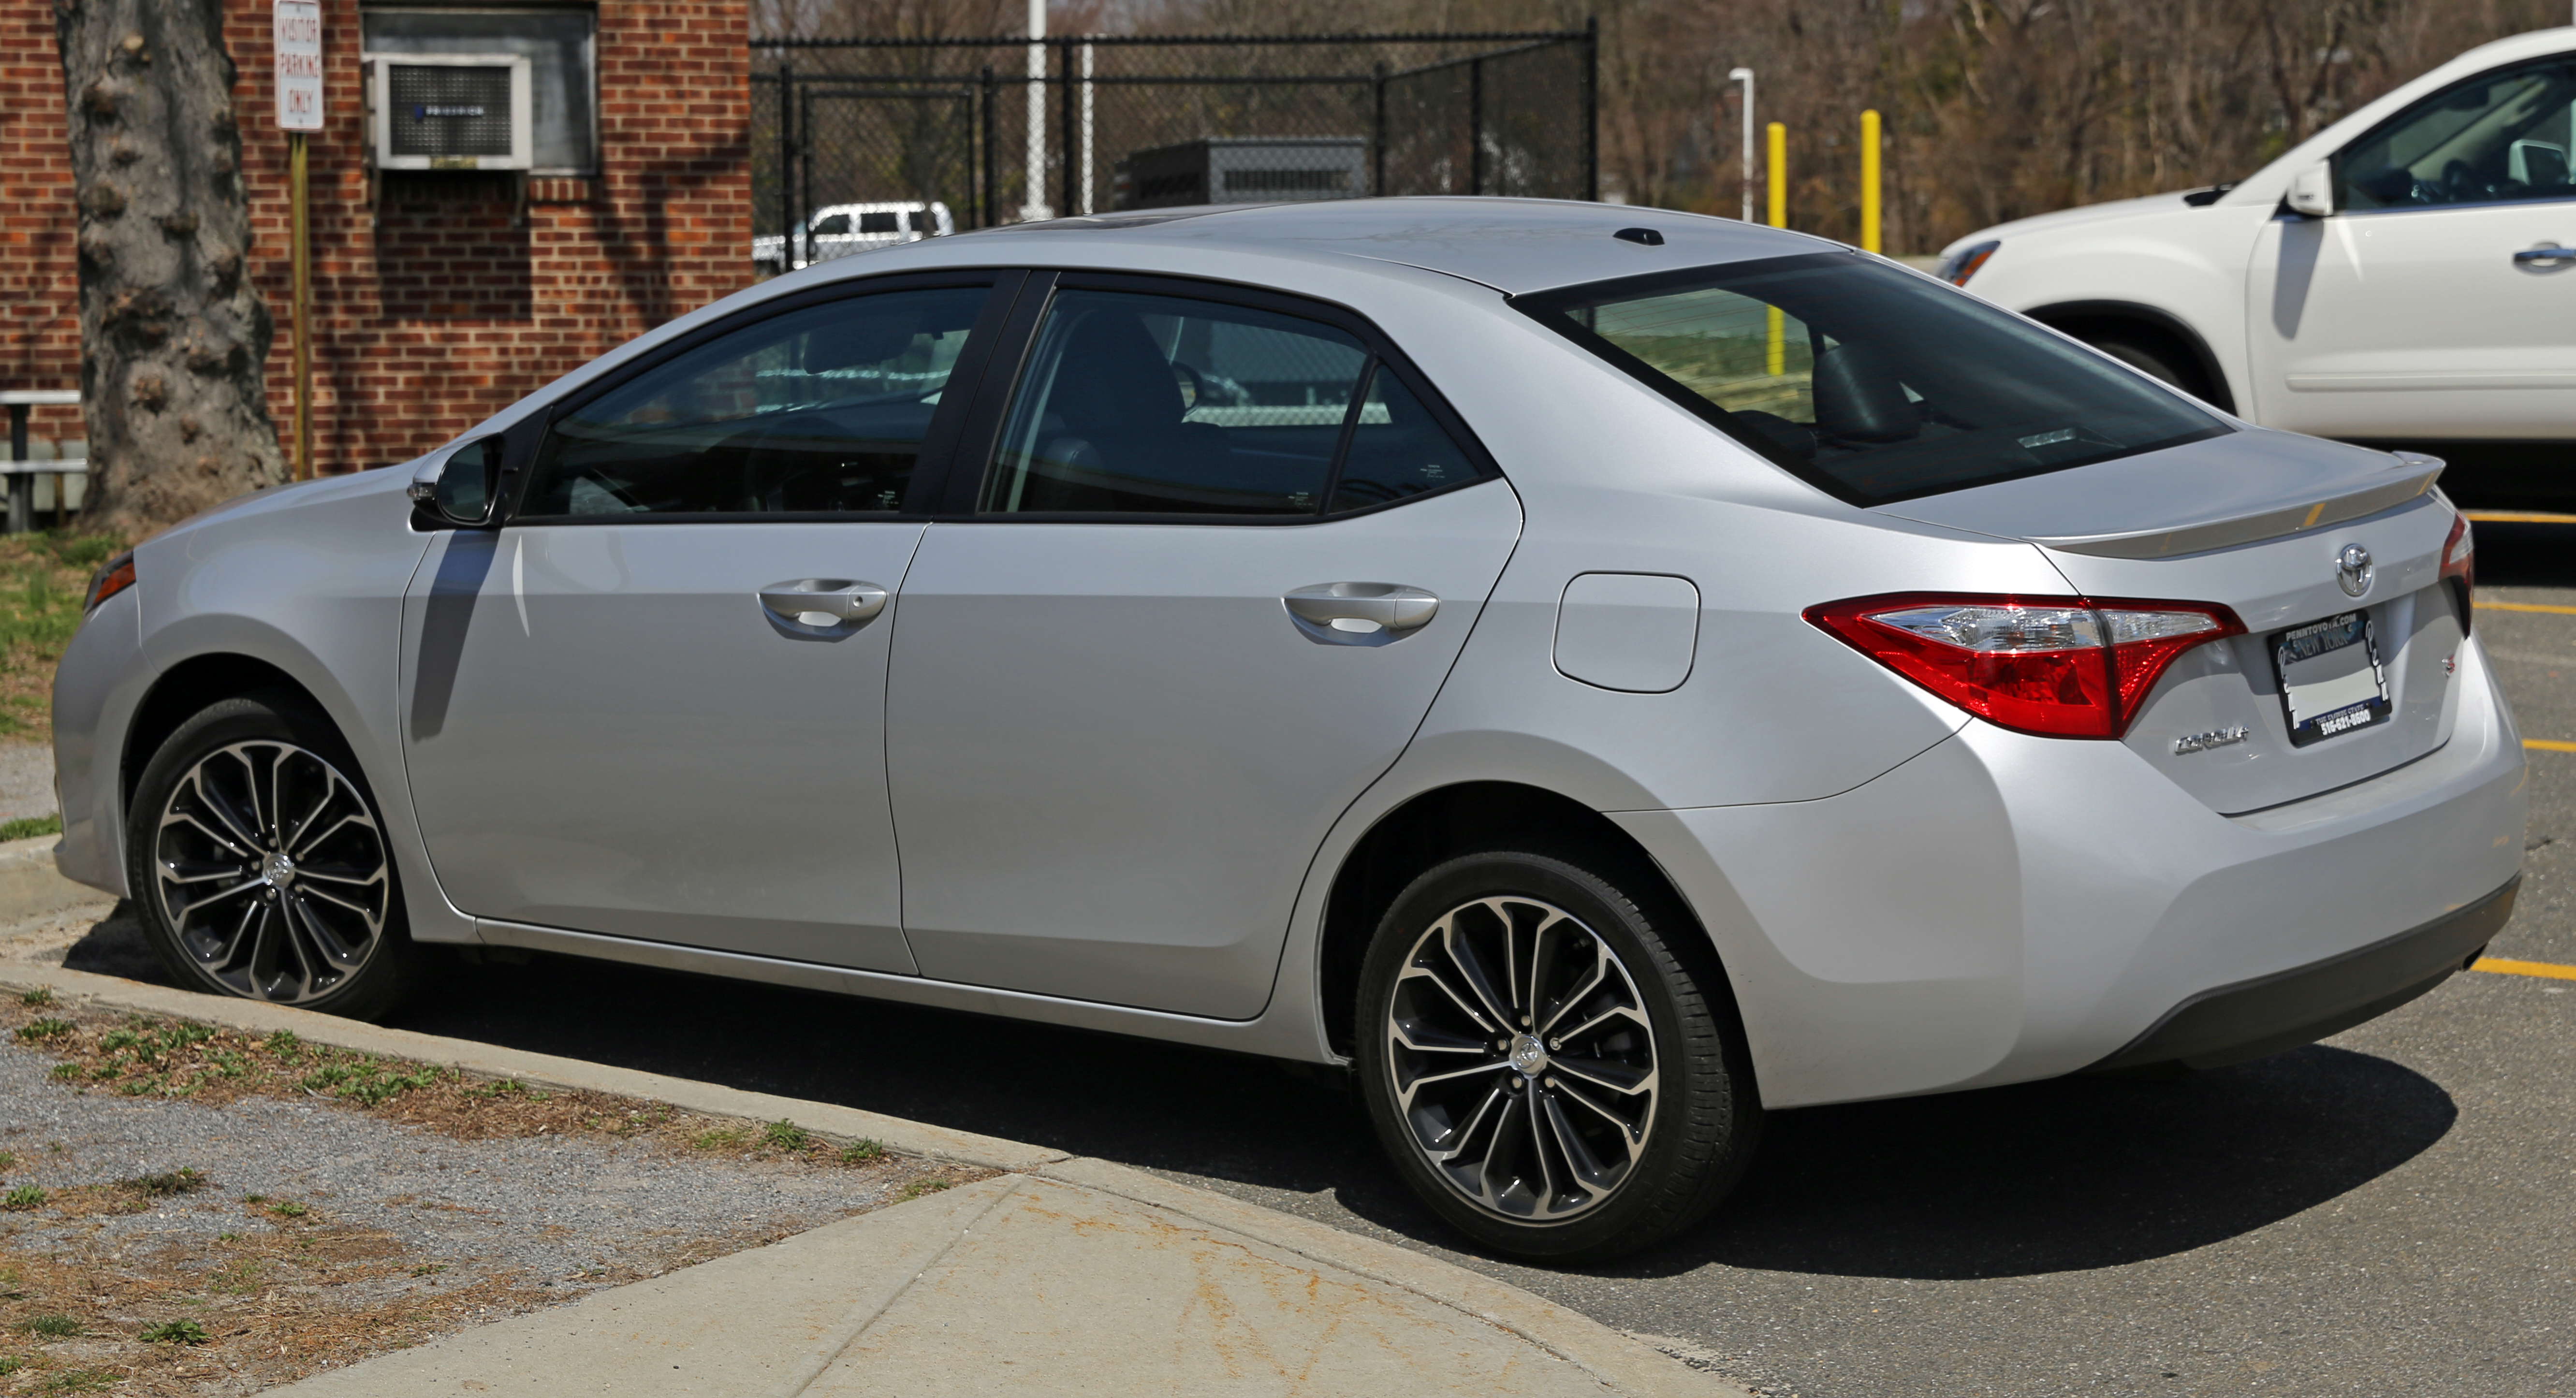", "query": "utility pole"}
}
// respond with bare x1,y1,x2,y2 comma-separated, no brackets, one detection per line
1021,0,1052,222
1727,68,1755,223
